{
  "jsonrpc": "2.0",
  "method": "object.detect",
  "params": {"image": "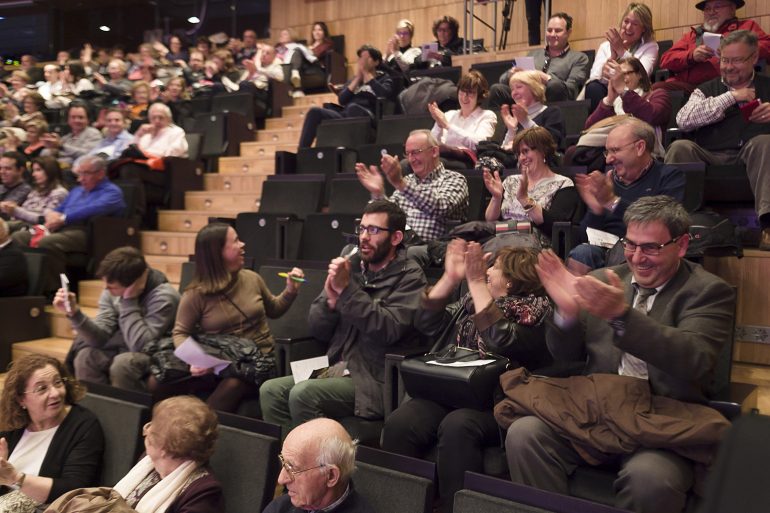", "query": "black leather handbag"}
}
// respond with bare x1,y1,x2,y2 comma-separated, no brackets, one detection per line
400,346,510,410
